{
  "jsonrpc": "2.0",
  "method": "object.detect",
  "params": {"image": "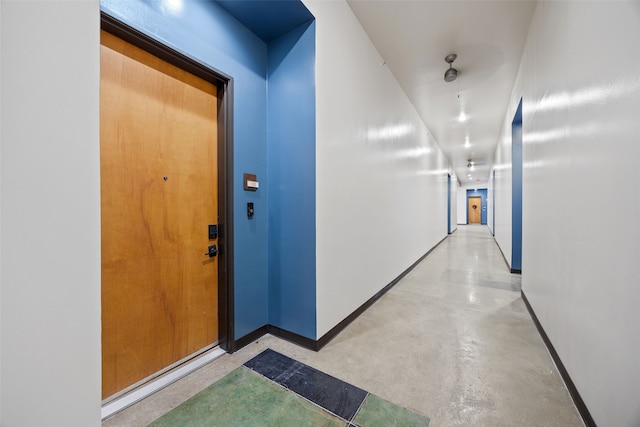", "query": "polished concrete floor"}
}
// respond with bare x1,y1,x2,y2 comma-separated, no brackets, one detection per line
103,225,583,427
148,349,430,426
